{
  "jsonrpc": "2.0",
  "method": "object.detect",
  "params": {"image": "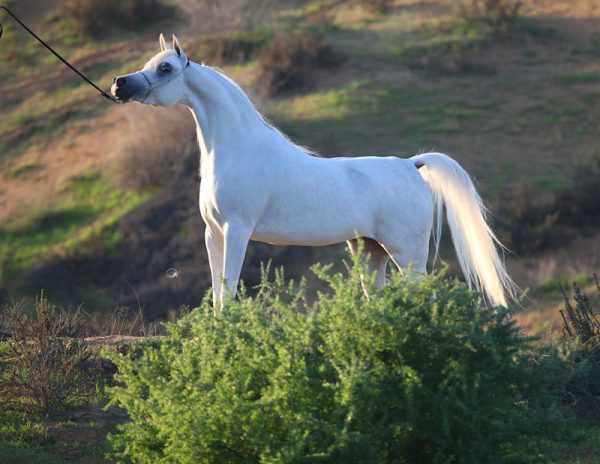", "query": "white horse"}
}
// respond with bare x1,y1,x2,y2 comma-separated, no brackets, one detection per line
112,34,516,310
